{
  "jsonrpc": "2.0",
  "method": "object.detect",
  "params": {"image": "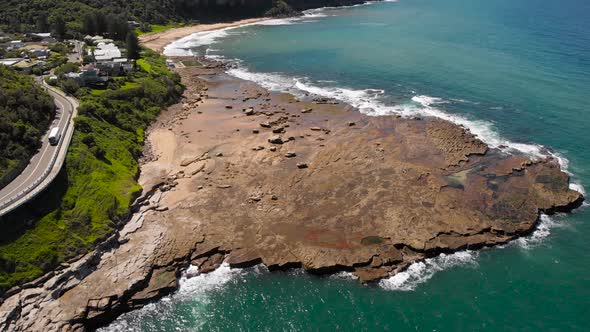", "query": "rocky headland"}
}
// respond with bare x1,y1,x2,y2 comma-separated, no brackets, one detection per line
0,61,583,331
